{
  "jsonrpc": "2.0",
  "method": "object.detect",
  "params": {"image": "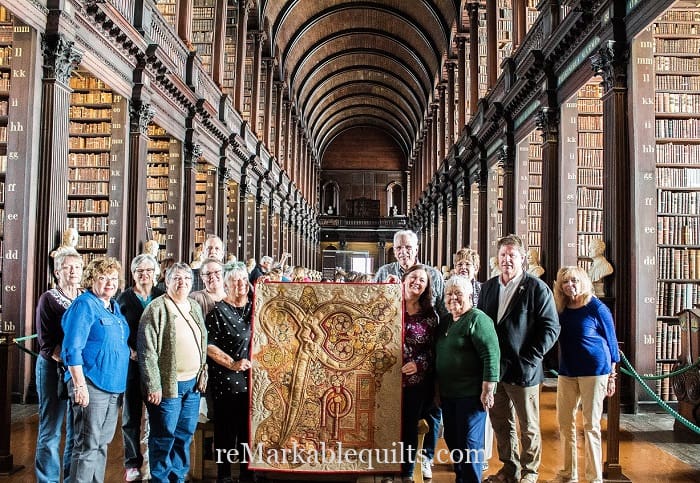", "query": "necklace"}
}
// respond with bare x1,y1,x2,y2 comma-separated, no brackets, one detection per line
231,300,250,320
